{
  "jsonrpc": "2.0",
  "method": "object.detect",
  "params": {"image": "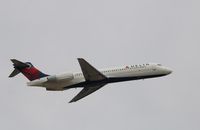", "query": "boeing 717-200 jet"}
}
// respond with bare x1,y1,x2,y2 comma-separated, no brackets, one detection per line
9,58,172,103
